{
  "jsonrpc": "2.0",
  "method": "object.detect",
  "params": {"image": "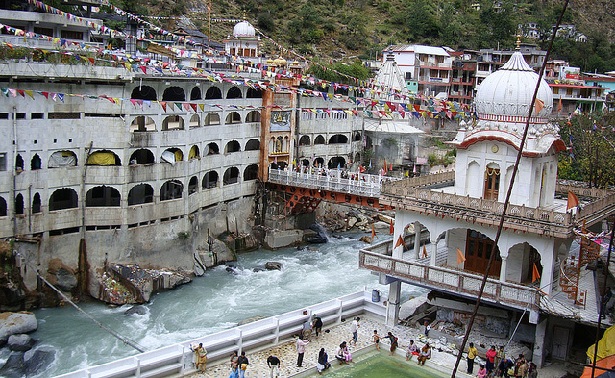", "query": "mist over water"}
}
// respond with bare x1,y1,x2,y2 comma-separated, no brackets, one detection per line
27,234,424,376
